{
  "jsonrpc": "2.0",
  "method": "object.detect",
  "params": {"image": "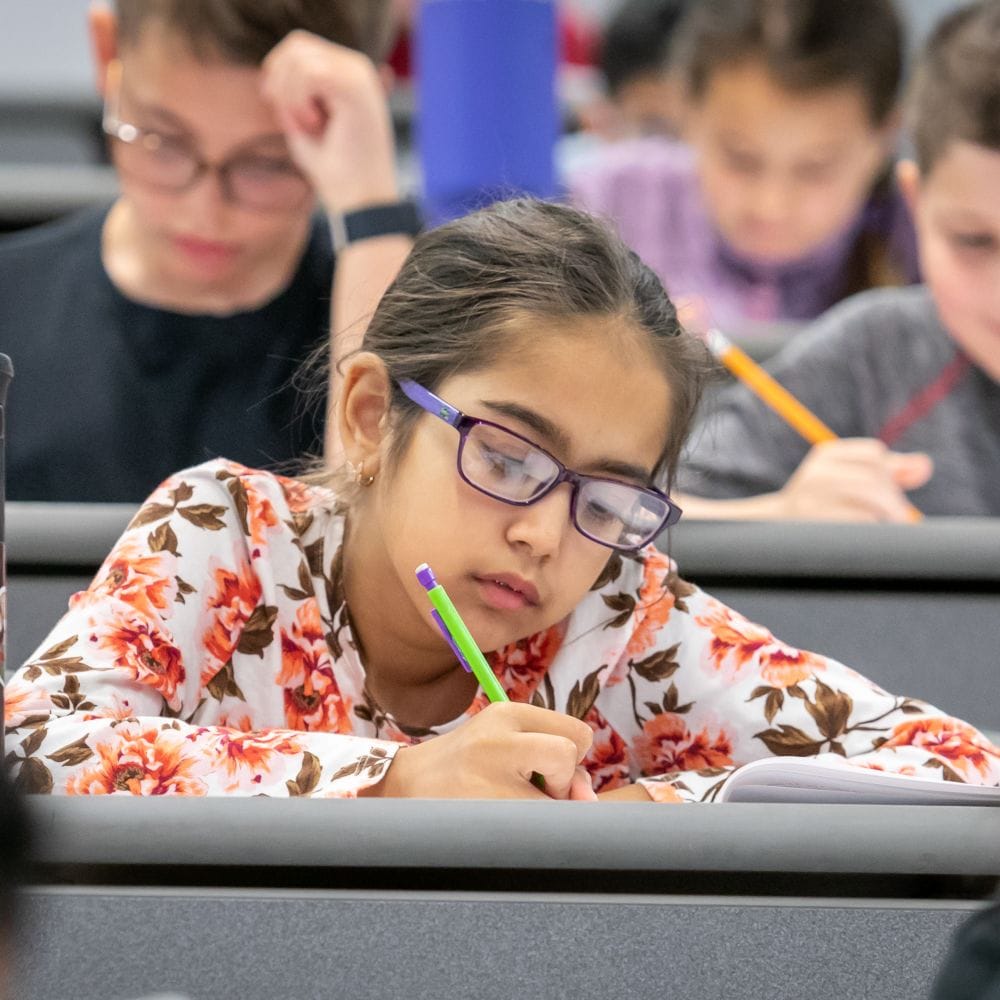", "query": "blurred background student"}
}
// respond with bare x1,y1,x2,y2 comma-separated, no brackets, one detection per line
0,0,416,505
677,0,1000,522
578,0,694,143
570,0,919,333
